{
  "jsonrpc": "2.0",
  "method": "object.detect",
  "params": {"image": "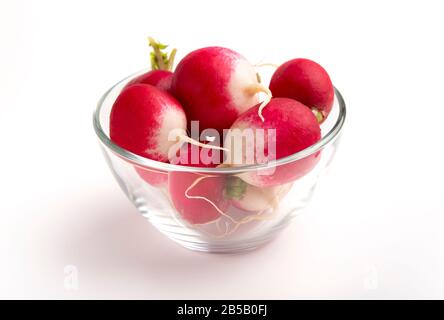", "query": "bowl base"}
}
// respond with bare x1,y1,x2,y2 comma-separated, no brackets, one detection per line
162,219,293,254
172,233,279,254
133,191,299,254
